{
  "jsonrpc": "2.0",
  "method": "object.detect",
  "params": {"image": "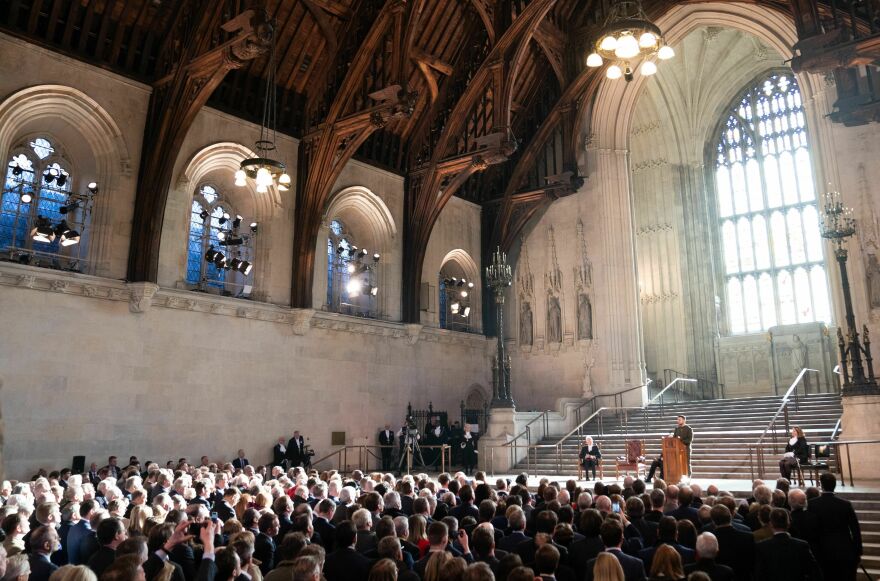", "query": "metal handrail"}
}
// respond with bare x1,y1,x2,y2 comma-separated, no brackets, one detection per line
309,444,452,474
751,368,819,476
507,410,551,447
646,377,698,416
747,438,880,486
